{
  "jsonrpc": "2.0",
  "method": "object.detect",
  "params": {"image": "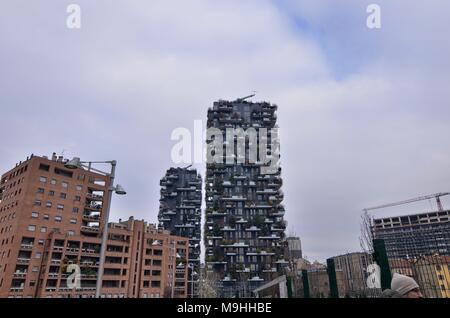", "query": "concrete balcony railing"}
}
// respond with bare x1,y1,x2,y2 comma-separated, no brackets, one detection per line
45,287,58,292
81,226,100,234
81,248,100,255
82,214,101,222
85,204,102,212
86,193,104,201
20,244,33,250
17,258,30,264
65,247,80,254
10,287,25,292
13,272,27,278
